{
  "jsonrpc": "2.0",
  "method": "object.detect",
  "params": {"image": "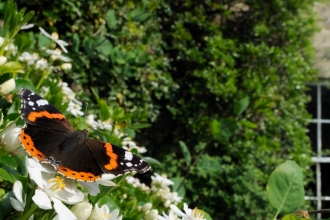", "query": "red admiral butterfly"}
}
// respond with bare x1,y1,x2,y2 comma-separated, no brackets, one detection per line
18,88,150,182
